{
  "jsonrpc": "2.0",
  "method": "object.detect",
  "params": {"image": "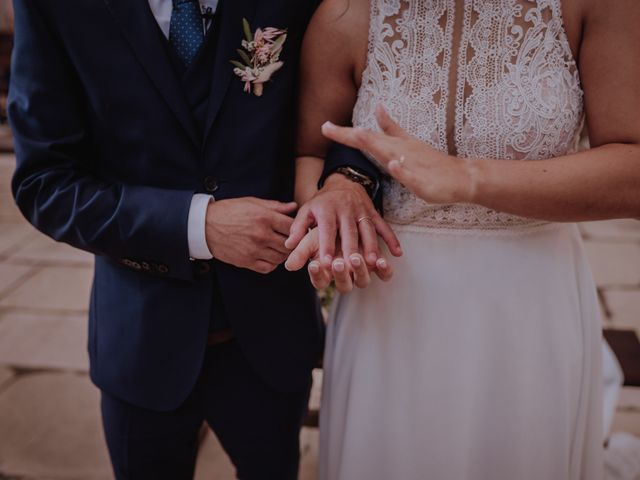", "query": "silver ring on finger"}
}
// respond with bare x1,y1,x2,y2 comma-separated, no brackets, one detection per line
357,216,374,226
